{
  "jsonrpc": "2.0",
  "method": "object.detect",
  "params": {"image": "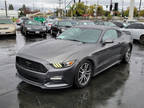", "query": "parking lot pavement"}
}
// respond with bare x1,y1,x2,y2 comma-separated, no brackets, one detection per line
0,32,144,108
